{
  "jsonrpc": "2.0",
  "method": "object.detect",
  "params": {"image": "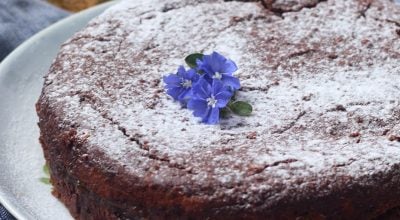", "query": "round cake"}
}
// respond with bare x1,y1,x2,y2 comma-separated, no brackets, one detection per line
36,0,400,219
